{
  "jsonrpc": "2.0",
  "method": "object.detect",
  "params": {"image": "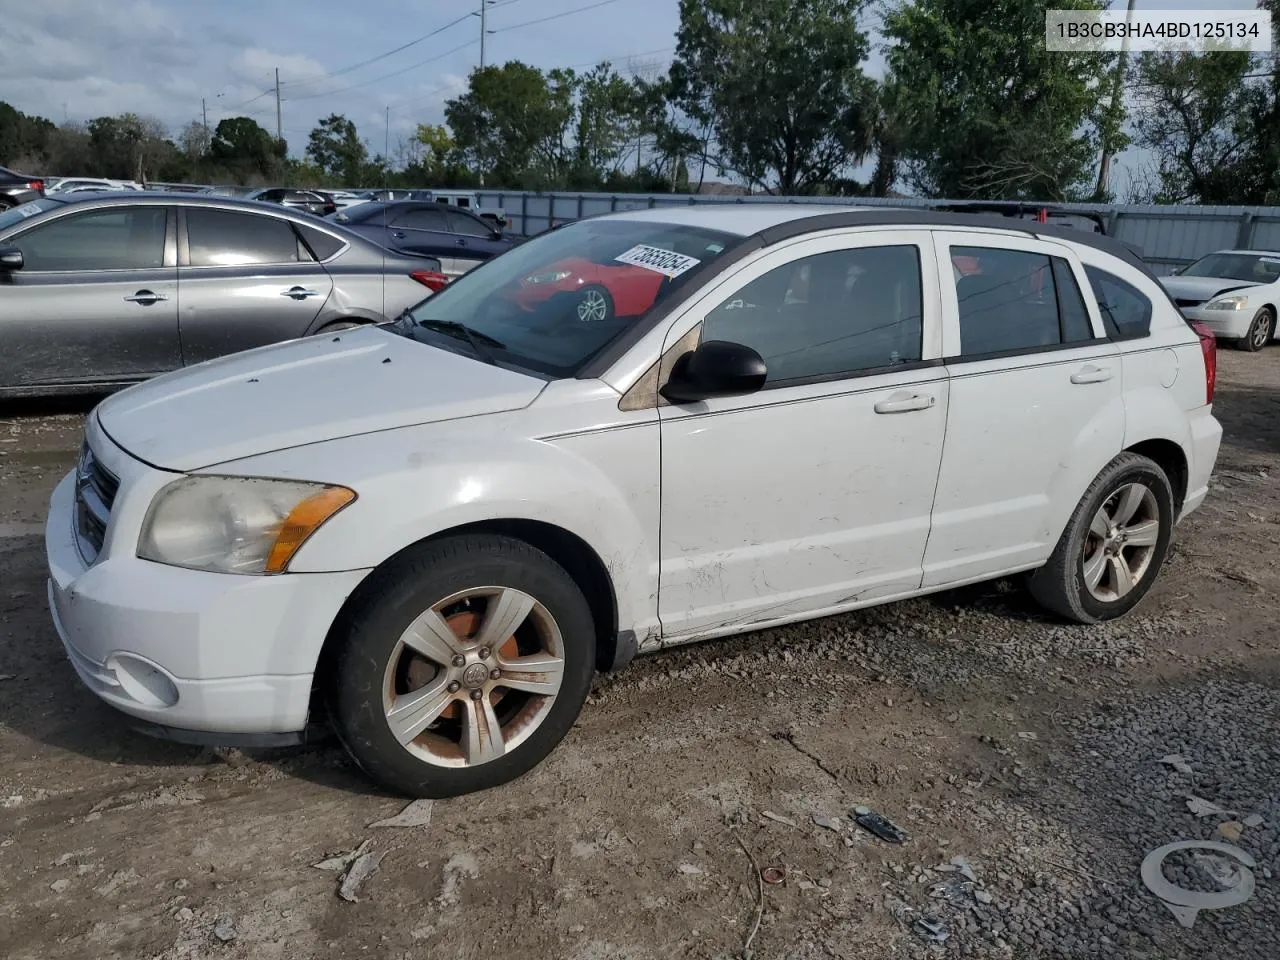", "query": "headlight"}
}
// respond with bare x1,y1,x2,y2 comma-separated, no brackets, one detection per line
523,270,573,284
1205,295,1248,311
138,476,355,575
